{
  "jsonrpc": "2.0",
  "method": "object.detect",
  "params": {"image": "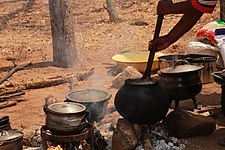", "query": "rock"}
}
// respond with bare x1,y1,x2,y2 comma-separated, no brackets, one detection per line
112,66,142,88
162,108,216,139
112,118,139,150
